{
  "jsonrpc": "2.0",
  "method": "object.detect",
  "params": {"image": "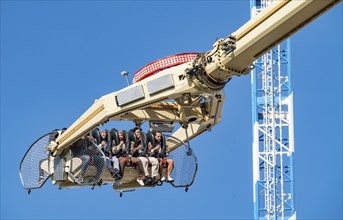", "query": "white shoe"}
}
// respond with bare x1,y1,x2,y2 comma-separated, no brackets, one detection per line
113,180,122,187
167,176,174,182
137,179,145,186
78,176,84,184
161,176,166,182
